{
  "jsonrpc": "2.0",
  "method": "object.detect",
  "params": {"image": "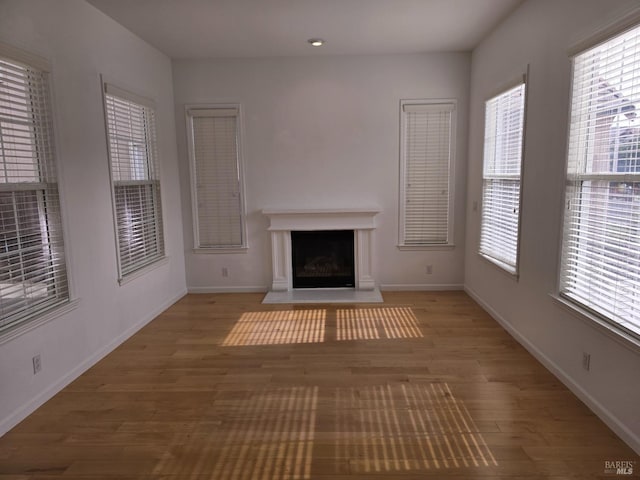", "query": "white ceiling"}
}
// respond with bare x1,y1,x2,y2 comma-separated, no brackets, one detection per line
85,0,524,59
